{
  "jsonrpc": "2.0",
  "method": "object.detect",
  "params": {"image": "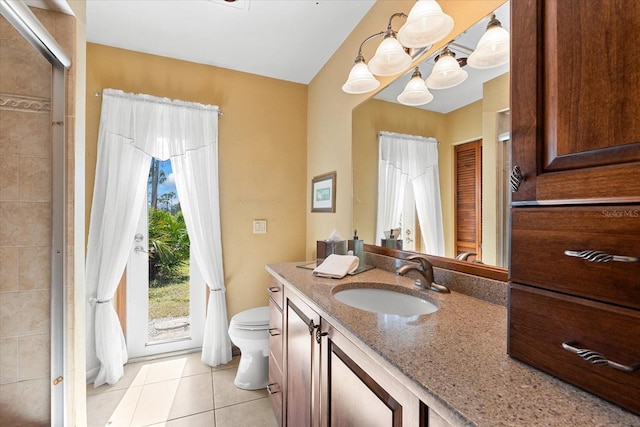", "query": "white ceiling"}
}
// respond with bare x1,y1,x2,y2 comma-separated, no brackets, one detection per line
85,0,375,85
